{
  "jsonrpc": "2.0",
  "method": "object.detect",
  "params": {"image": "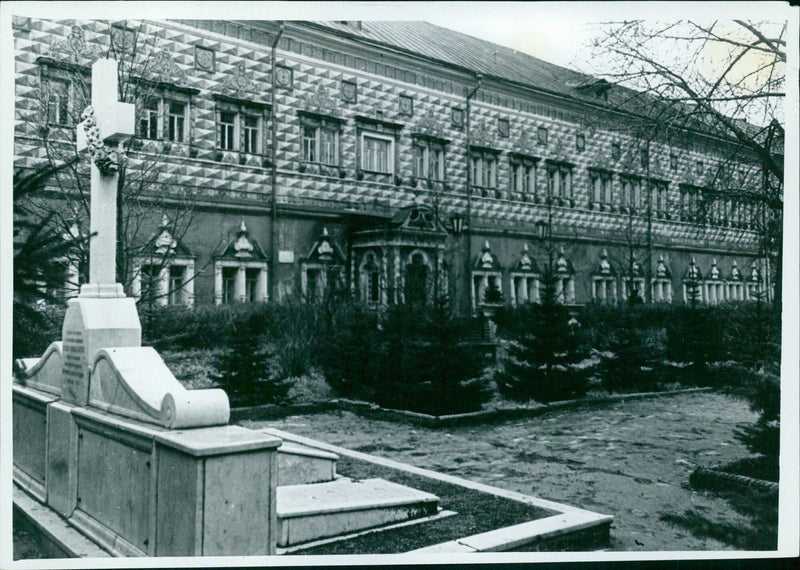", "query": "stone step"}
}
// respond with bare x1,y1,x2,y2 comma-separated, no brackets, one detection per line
276,477,439,547
277,441,338,486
